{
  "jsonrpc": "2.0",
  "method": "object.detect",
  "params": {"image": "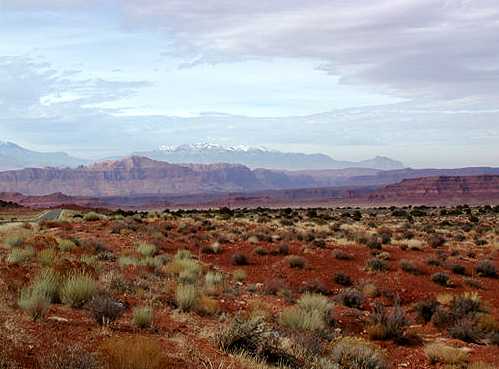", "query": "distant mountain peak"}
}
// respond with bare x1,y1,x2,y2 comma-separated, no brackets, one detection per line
136,143,405,171
158,143,273,154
